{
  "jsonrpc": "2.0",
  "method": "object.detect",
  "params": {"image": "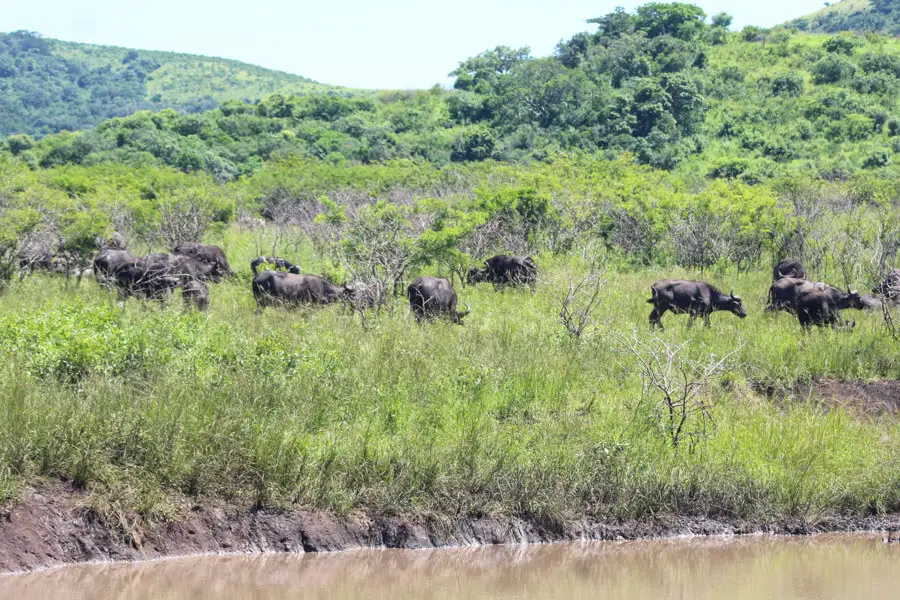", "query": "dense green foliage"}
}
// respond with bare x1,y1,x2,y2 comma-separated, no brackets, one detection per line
5,5,899,185
791,0,900,36
0,31,346,138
